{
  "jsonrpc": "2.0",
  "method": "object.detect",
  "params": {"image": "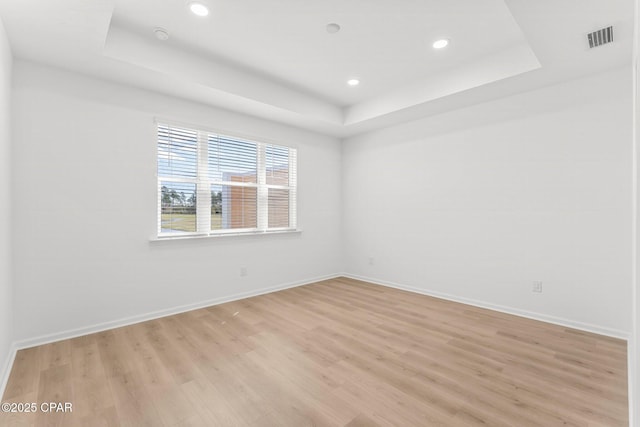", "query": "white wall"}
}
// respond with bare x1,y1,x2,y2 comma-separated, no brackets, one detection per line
0,16,13,387
633,0,639,423
11,61,343,343
343,67,633,337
